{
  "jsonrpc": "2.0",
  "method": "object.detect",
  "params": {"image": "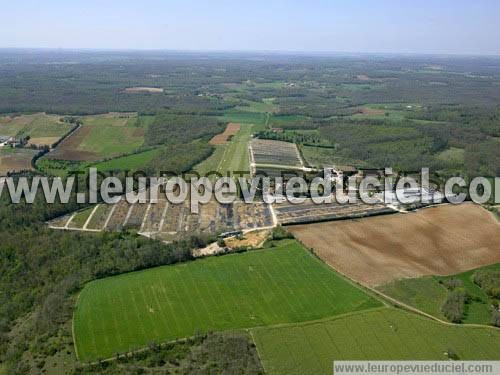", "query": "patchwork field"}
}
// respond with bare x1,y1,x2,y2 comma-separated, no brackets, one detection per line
0,113,72,147
0,148,37,175
290,203,500,286
252,308,500,375
196,123,255,177
45,113,146,161
73,240,381,361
